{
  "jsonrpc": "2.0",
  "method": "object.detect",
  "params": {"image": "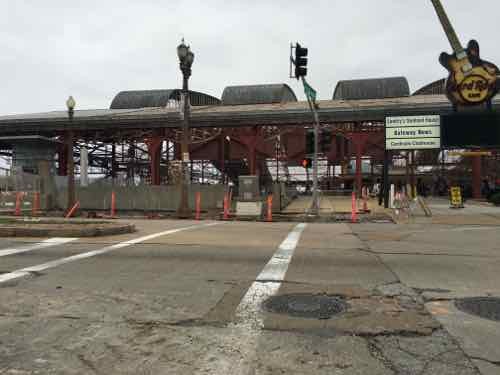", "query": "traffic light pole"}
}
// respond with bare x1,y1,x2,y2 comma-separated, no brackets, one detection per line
302,77,320,215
